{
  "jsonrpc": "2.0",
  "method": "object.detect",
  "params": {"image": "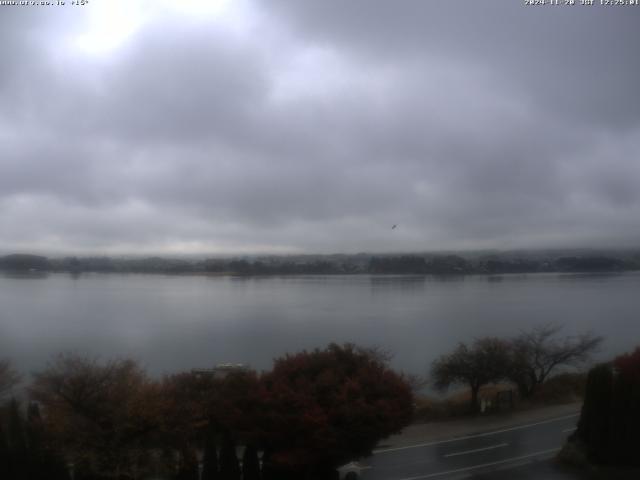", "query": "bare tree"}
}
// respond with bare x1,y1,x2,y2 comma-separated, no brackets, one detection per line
30,353,161,479
0,359,21,399
431,338,511,412
507,324,602,399
357,345,395,364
